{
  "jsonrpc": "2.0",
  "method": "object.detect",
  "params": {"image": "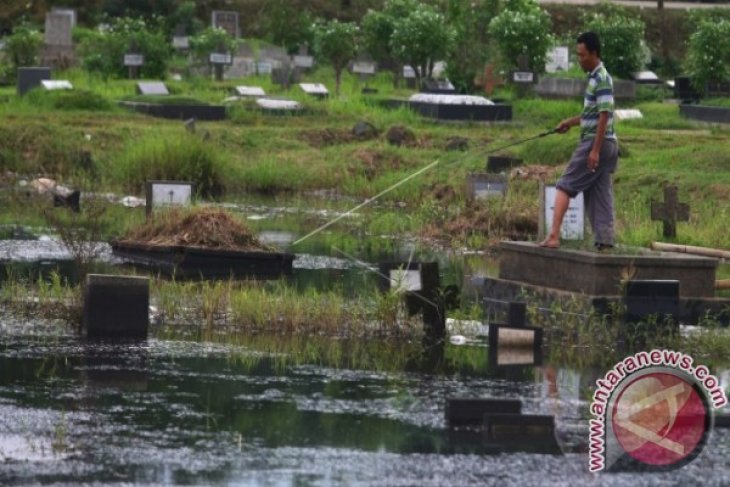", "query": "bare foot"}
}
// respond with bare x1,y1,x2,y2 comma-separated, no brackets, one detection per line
539,237,560,248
